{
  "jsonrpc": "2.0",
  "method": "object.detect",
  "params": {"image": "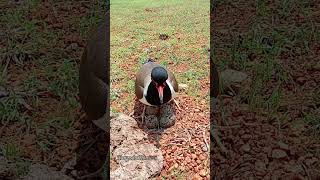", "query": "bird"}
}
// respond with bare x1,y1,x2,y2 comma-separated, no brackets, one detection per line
79,17,109,124
78,12,109,180
135,58,179,127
